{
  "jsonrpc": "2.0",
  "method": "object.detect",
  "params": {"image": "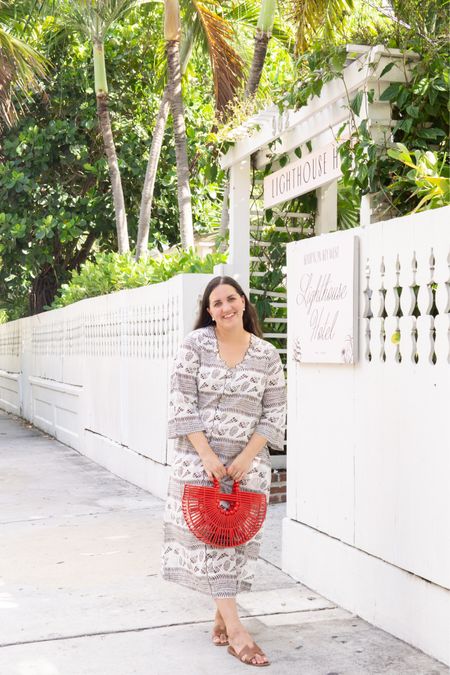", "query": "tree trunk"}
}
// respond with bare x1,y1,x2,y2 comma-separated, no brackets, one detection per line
28,231,97,315
68,230,97,270
29,264,58,315
96,92,129,254
244,30,271,98
135,87,171,260
165,39,194,250
136,25,195,260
